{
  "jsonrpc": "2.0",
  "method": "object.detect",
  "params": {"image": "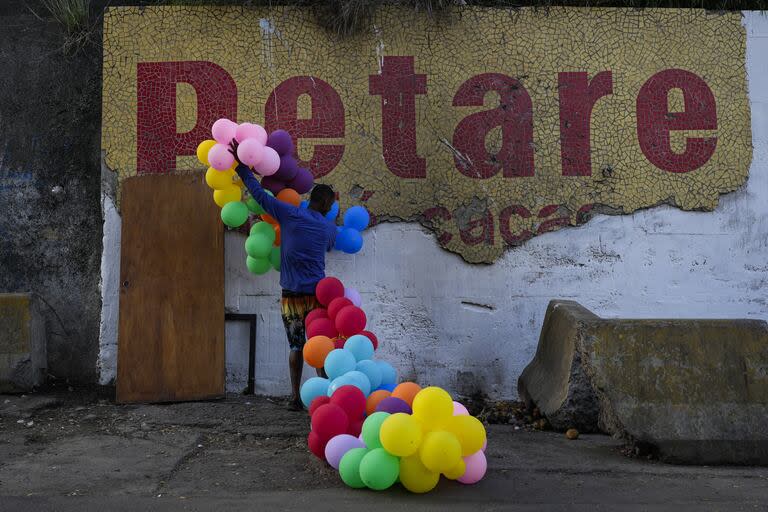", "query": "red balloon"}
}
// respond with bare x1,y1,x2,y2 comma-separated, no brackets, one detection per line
311,403,349,441
360,330,378,350
327,297,353,322
308,395,330,416
306,318,338,339
335,305,367,337
348,418,364,437
307,431,327,460
316,277,344,306
334,337,346,349
330,385,366,419
305,308,328,329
